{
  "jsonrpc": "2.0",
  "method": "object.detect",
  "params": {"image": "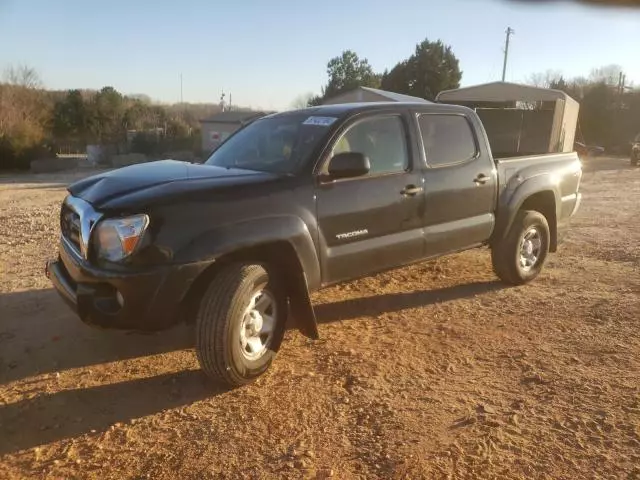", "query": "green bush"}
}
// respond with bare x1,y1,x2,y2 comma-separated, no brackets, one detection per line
0,137,53,170
130,132,158,155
